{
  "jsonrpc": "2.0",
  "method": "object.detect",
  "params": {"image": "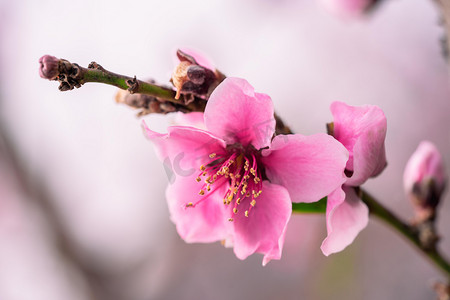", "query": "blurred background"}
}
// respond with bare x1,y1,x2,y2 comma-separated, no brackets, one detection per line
0,0,449,299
